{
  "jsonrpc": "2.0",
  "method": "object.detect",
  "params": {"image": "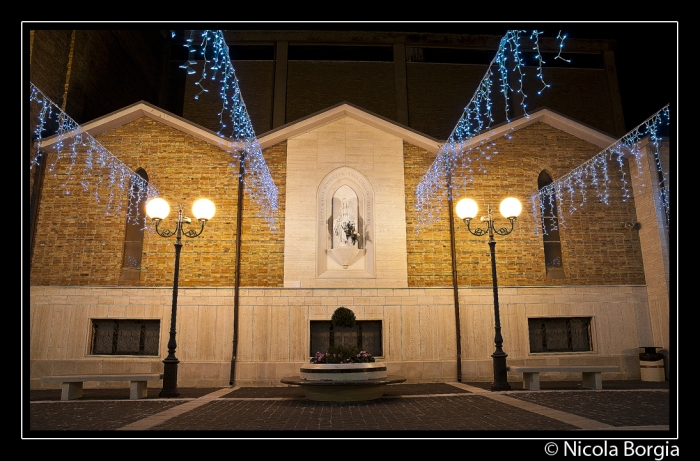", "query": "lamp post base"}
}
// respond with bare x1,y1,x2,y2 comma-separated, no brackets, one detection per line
490,352,511,391
158,388,181,398
159,358,180,398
